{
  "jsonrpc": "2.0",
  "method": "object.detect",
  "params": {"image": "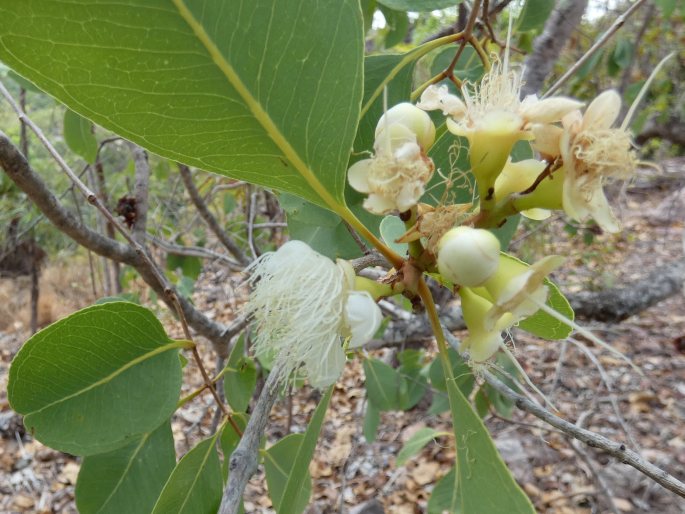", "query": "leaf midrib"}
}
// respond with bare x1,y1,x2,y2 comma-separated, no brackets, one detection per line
172,0,344,215
26,341,185,418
